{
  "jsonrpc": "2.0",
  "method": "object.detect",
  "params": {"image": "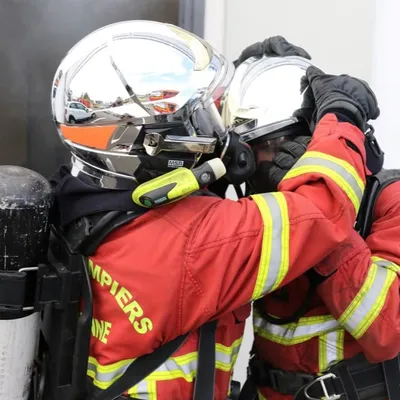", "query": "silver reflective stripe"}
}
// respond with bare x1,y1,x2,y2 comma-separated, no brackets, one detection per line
339,260,396,339
88,359,131,388
374,257,400,273
217,348,239,365
253,313,340,345
318,329,344,372
259,193,284,294
155,356,197,377
250,192,289,299
216,339,243,371
88,356,198,387
293,156,363,206
88,341,241,389
135,380,150,399
376,259,393,268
